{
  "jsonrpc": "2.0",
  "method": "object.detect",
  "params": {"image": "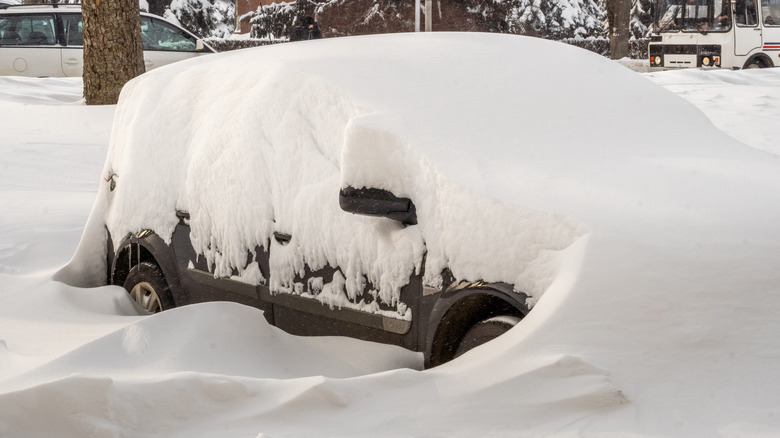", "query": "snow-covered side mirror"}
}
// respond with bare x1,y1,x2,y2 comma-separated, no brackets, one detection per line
339,186,417,225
